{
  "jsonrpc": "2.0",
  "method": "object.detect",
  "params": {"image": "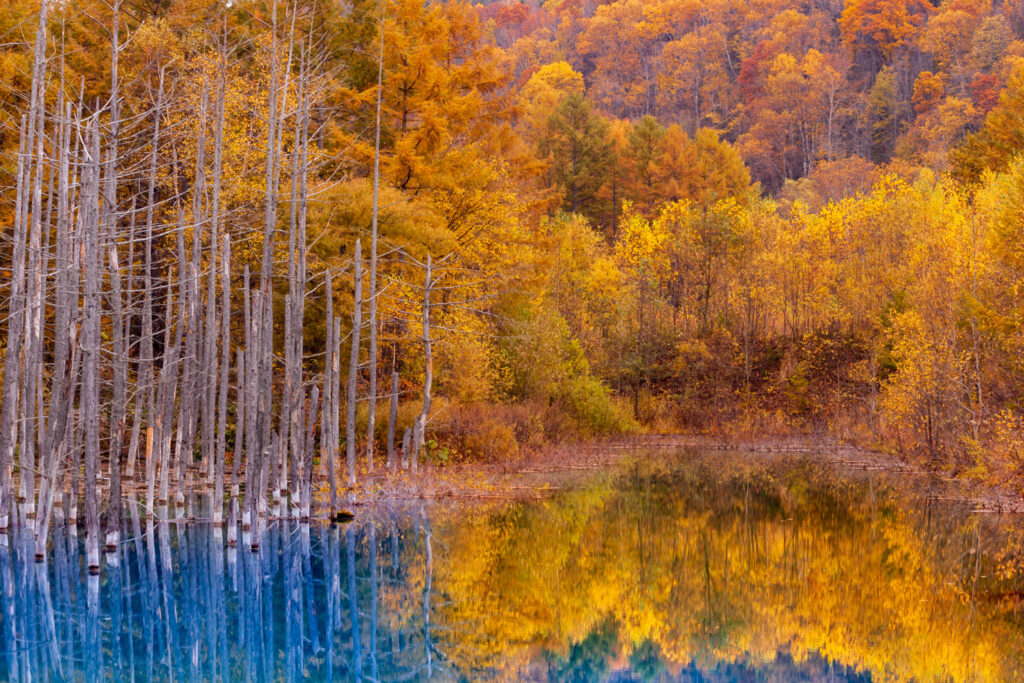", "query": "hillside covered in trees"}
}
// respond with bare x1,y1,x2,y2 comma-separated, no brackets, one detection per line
3,0,1024,557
